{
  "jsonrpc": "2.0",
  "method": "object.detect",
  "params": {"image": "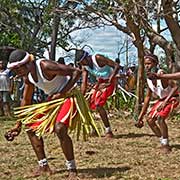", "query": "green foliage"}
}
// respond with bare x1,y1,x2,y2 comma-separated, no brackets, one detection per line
106,90,136,113
0,32,20,47
0,0,77,55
